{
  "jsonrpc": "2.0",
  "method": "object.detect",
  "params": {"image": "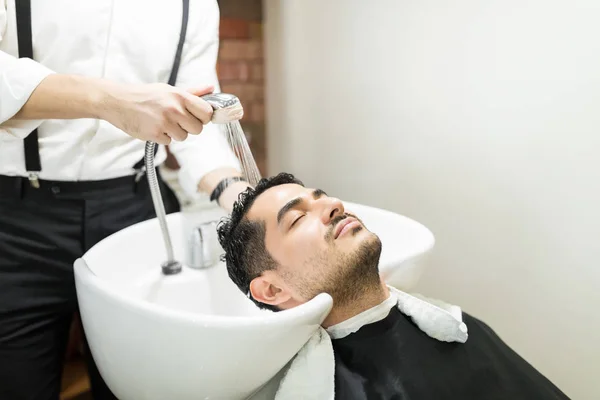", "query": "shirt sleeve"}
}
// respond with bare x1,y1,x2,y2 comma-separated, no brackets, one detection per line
0,56,53,138
167,0,242,198
0,2,54,137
